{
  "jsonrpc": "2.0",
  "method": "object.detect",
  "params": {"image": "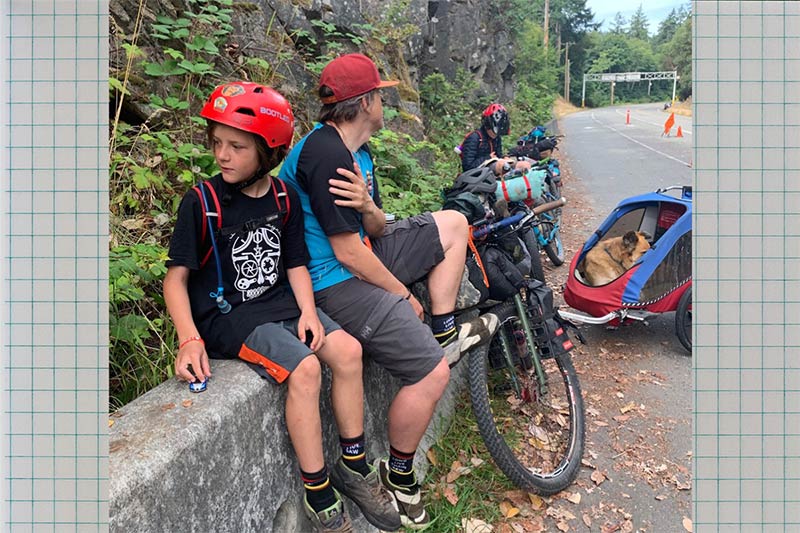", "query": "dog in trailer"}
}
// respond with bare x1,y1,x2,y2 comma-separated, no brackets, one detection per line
580,231,651,287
